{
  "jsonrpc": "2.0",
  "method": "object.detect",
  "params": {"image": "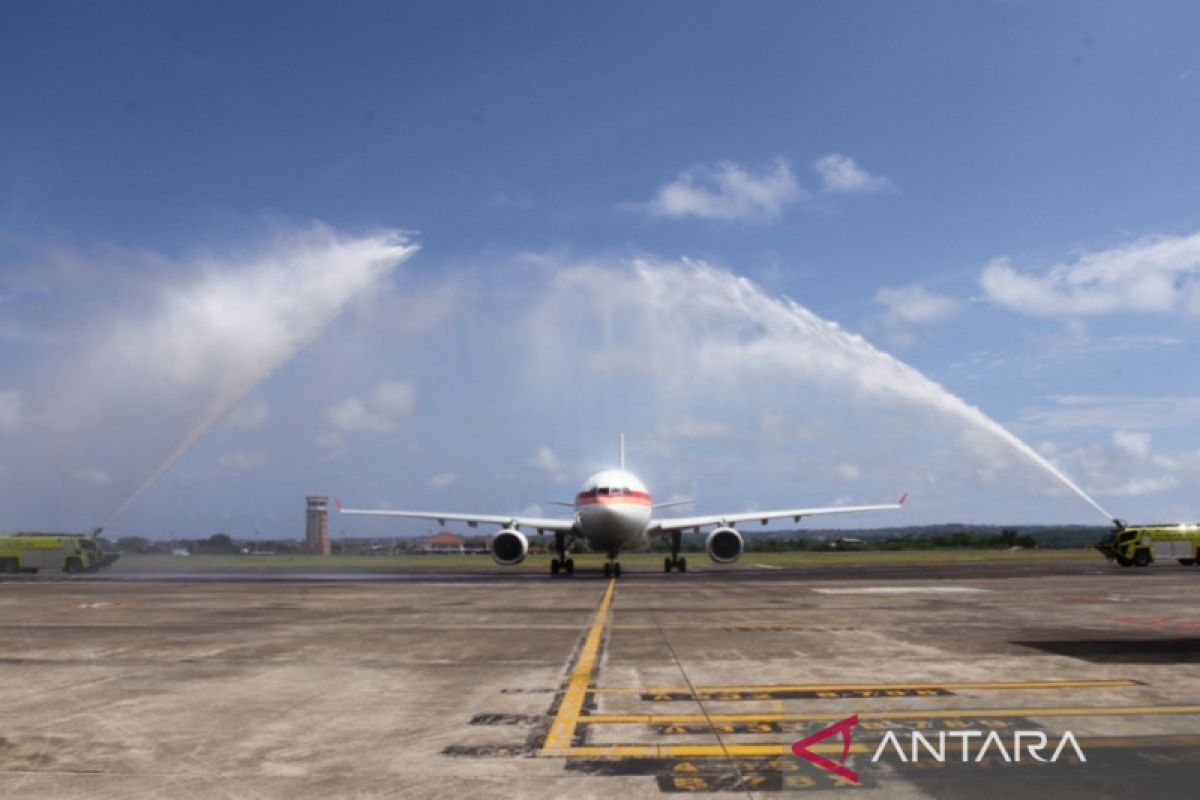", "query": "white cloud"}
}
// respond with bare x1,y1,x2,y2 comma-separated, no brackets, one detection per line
223,397,269,429
429,471,457,489
837,463,860,481
1106,475,1179,497
813,153,894,194
217,450,268,472
980,231,1200,316
314,431,347,460
326,381,415,433
1021,395,1200,432
529,446,570,482
0,390,21,434
874,285,963,325
642,159,802,221
1029,433,1198,505
1112,430,1152,460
